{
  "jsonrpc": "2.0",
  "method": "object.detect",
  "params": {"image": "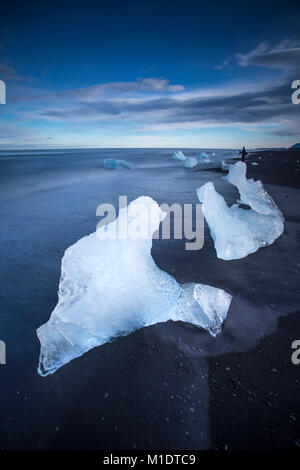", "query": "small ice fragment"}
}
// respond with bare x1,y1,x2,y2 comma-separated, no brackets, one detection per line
221,161,232,172
175,283,232,337
184,157,198,168
104,159,135,170
197,162,284,260
197,152,210,163
37,196,232,376
172,150,186,162
251,162,259,166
